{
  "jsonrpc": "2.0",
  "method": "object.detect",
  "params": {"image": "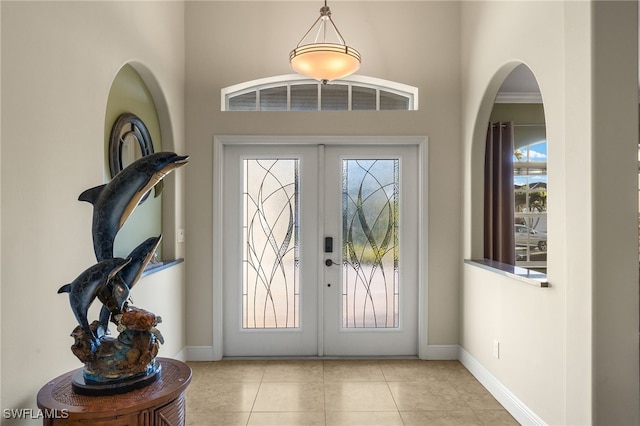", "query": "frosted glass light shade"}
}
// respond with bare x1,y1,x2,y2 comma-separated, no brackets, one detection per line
290,43,361,82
